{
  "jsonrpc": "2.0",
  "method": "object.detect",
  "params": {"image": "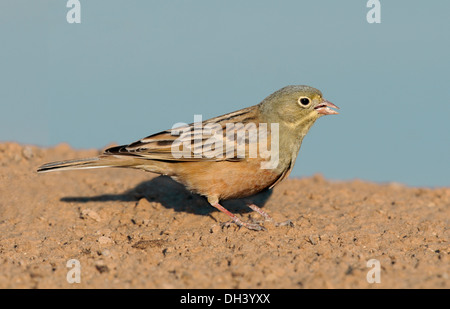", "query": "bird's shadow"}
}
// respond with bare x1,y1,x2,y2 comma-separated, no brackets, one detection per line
61,175,272,217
